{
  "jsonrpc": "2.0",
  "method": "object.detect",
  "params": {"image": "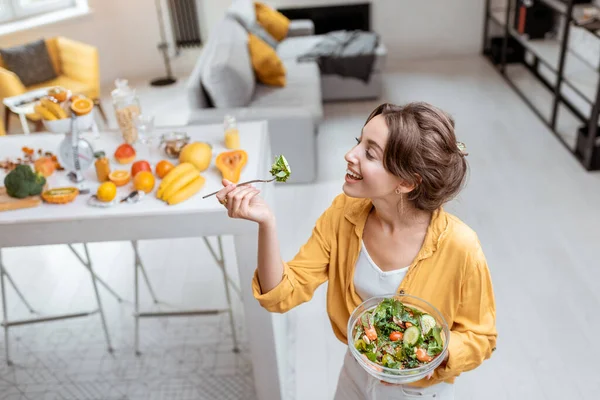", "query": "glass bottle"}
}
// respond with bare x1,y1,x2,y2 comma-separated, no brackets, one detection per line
224,115,240,149
111,79,141,144
94,151,111,182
